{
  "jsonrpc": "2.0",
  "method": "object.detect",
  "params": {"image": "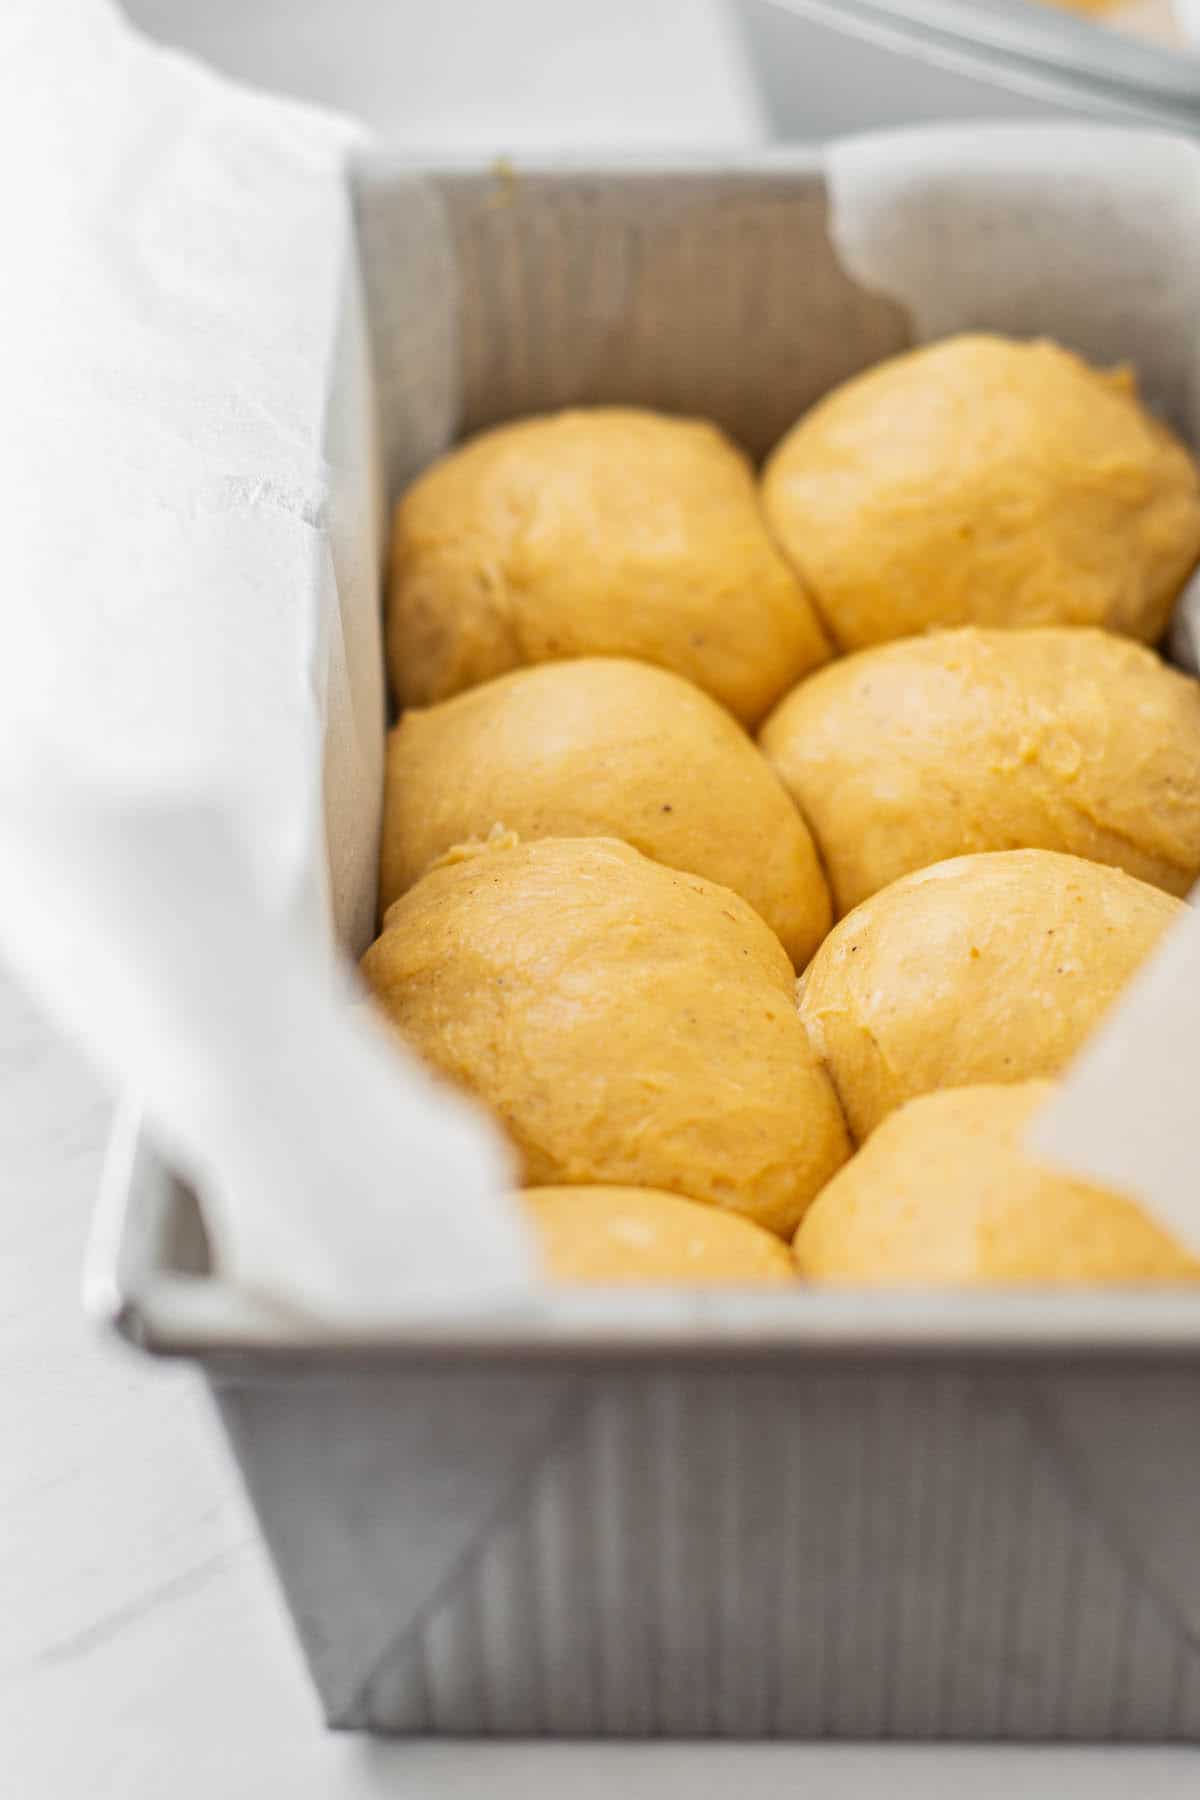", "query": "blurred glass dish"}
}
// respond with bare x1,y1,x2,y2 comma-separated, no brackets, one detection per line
734,0,1200,136
1050,1,1181,48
